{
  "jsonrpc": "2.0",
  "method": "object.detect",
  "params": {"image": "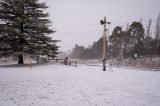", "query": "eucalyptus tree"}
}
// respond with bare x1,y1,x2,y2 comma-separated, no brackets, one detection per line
128,22,145,57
